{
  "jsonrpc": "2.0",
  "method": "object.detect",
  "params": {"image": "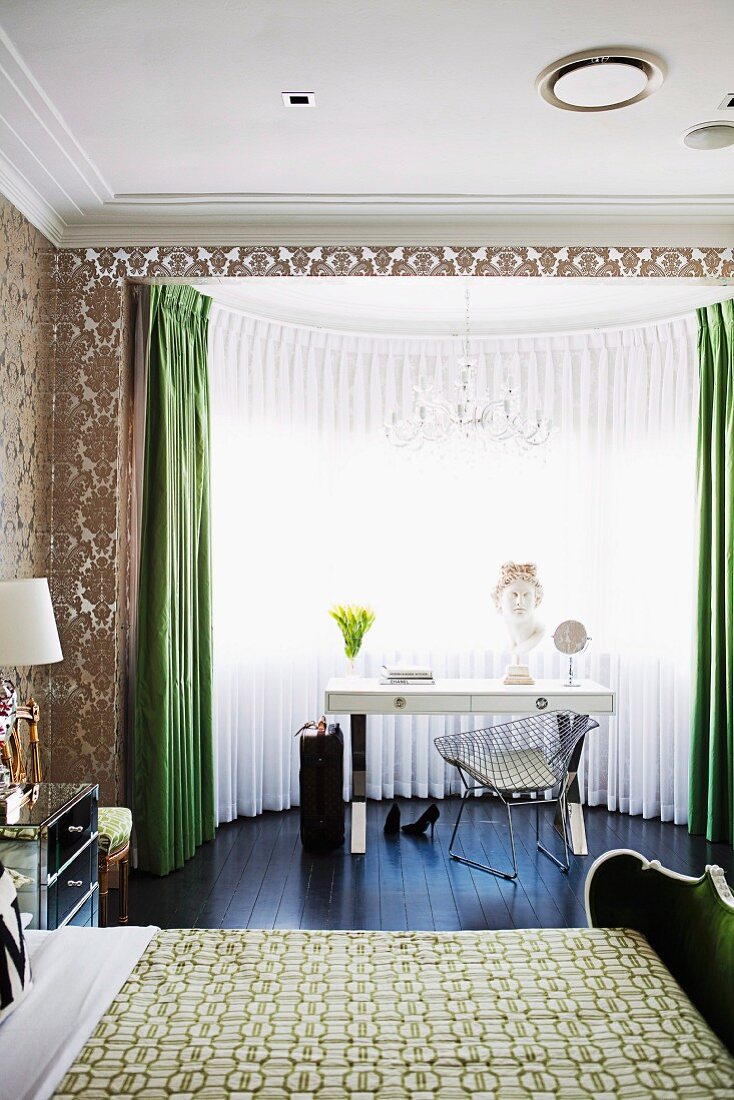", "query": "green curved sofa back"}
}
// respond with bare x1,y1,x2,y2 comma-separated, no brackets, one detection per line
587,851,734,1054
